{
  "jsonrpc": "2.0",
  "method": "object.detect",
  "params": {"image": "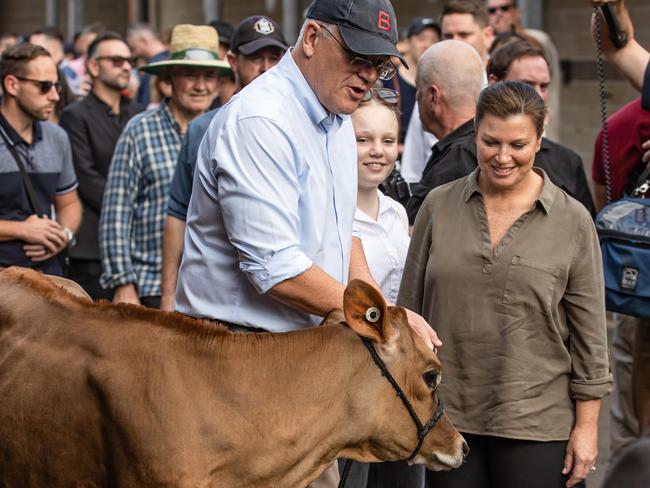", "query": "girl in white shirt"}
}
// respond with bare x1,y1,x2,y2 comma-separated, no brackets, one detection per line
347,88,423,487
352,88,411,305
